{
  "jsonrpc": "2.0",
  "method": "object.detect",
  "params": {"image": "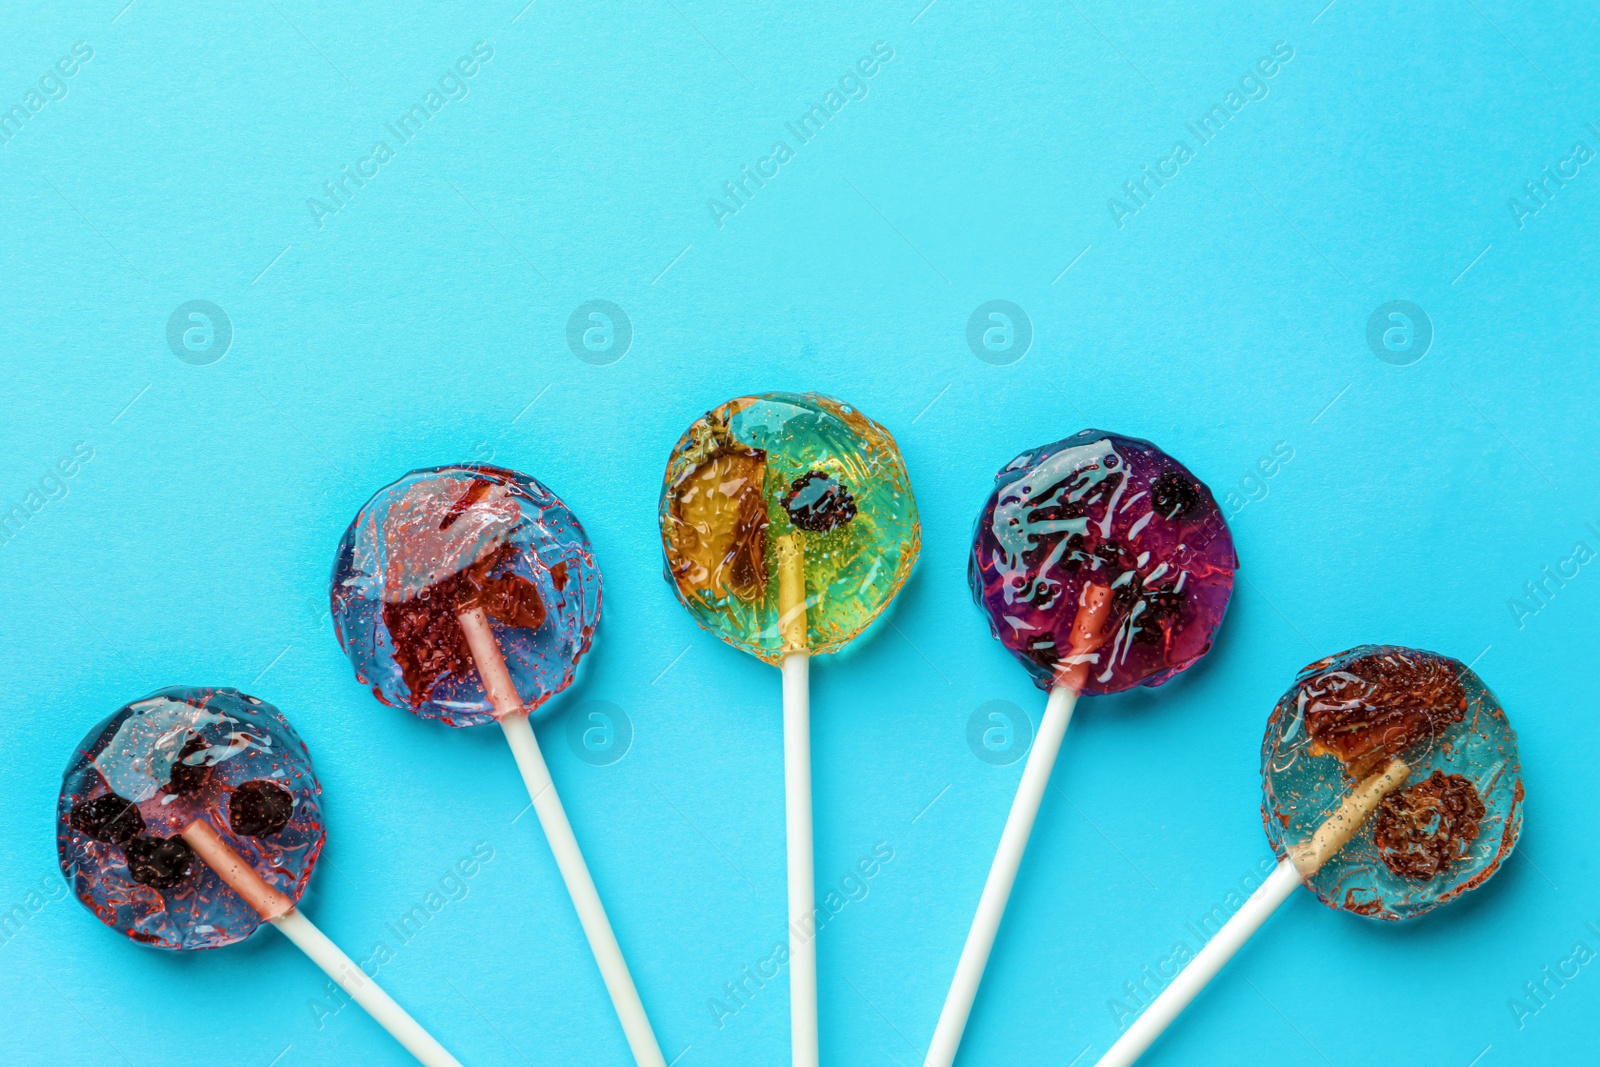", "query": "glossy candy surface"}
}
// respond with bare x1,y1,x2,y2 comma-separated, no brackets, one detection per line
1261,645,1523,921
969,430,1237,694
332,465,601,727
659,393,919,664
57,688,324,950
